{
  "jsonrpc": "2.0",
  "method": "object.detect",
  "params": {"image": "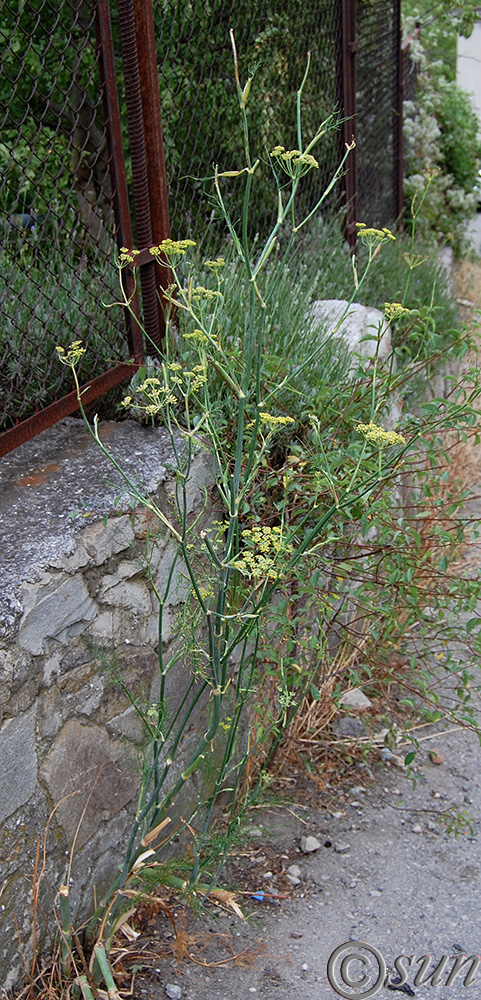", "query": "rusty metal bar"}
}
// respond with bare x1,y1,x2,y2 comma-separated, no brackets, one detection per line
132,0,173,324
0,364,136,459
95,0,144,360
132,0,171,248
117,0,164,351
342,0,358,247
